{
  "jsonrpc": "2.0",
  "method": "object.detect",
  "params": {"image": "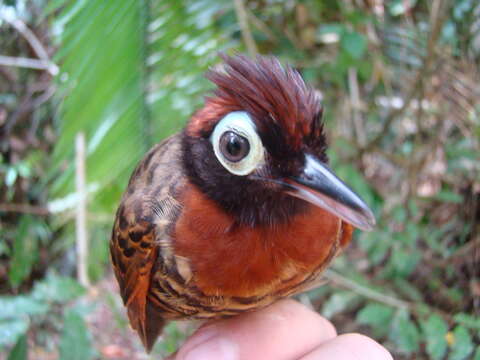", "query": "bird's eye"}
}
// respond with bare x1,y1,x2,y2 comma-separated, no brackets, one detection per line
210,111,264,176
219,131,250,162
